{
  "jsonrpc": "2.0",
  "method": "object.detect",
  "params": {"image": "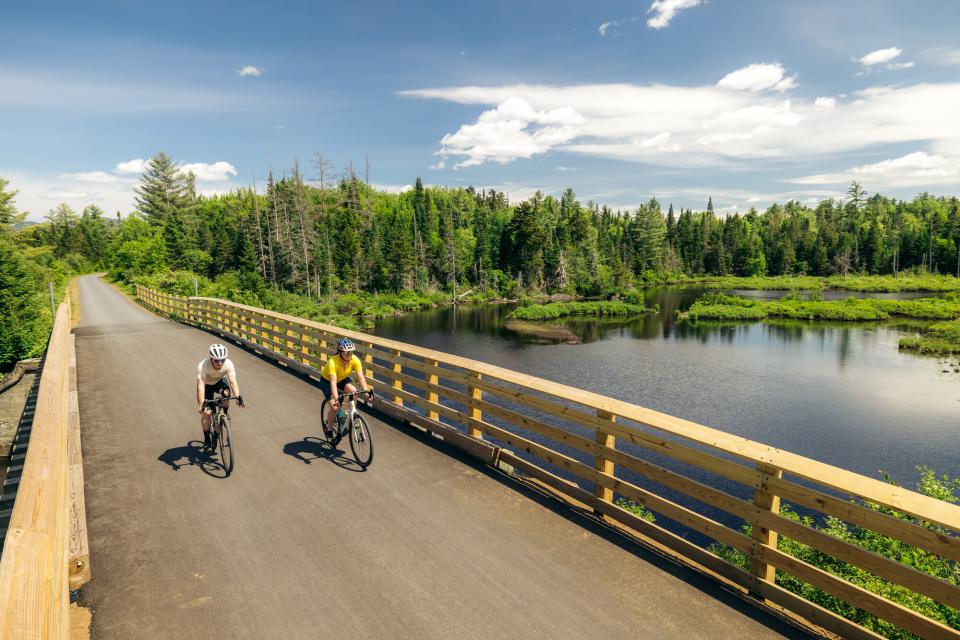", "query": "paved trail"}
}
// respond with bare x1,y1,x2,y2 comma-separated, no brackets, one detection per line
74,275,807,639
